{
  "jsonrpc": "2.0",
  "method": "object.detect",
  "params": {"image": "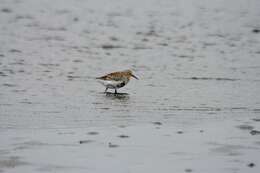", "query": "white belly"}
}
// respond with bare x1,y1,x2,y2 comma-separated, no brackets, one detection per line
98,80,126,89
